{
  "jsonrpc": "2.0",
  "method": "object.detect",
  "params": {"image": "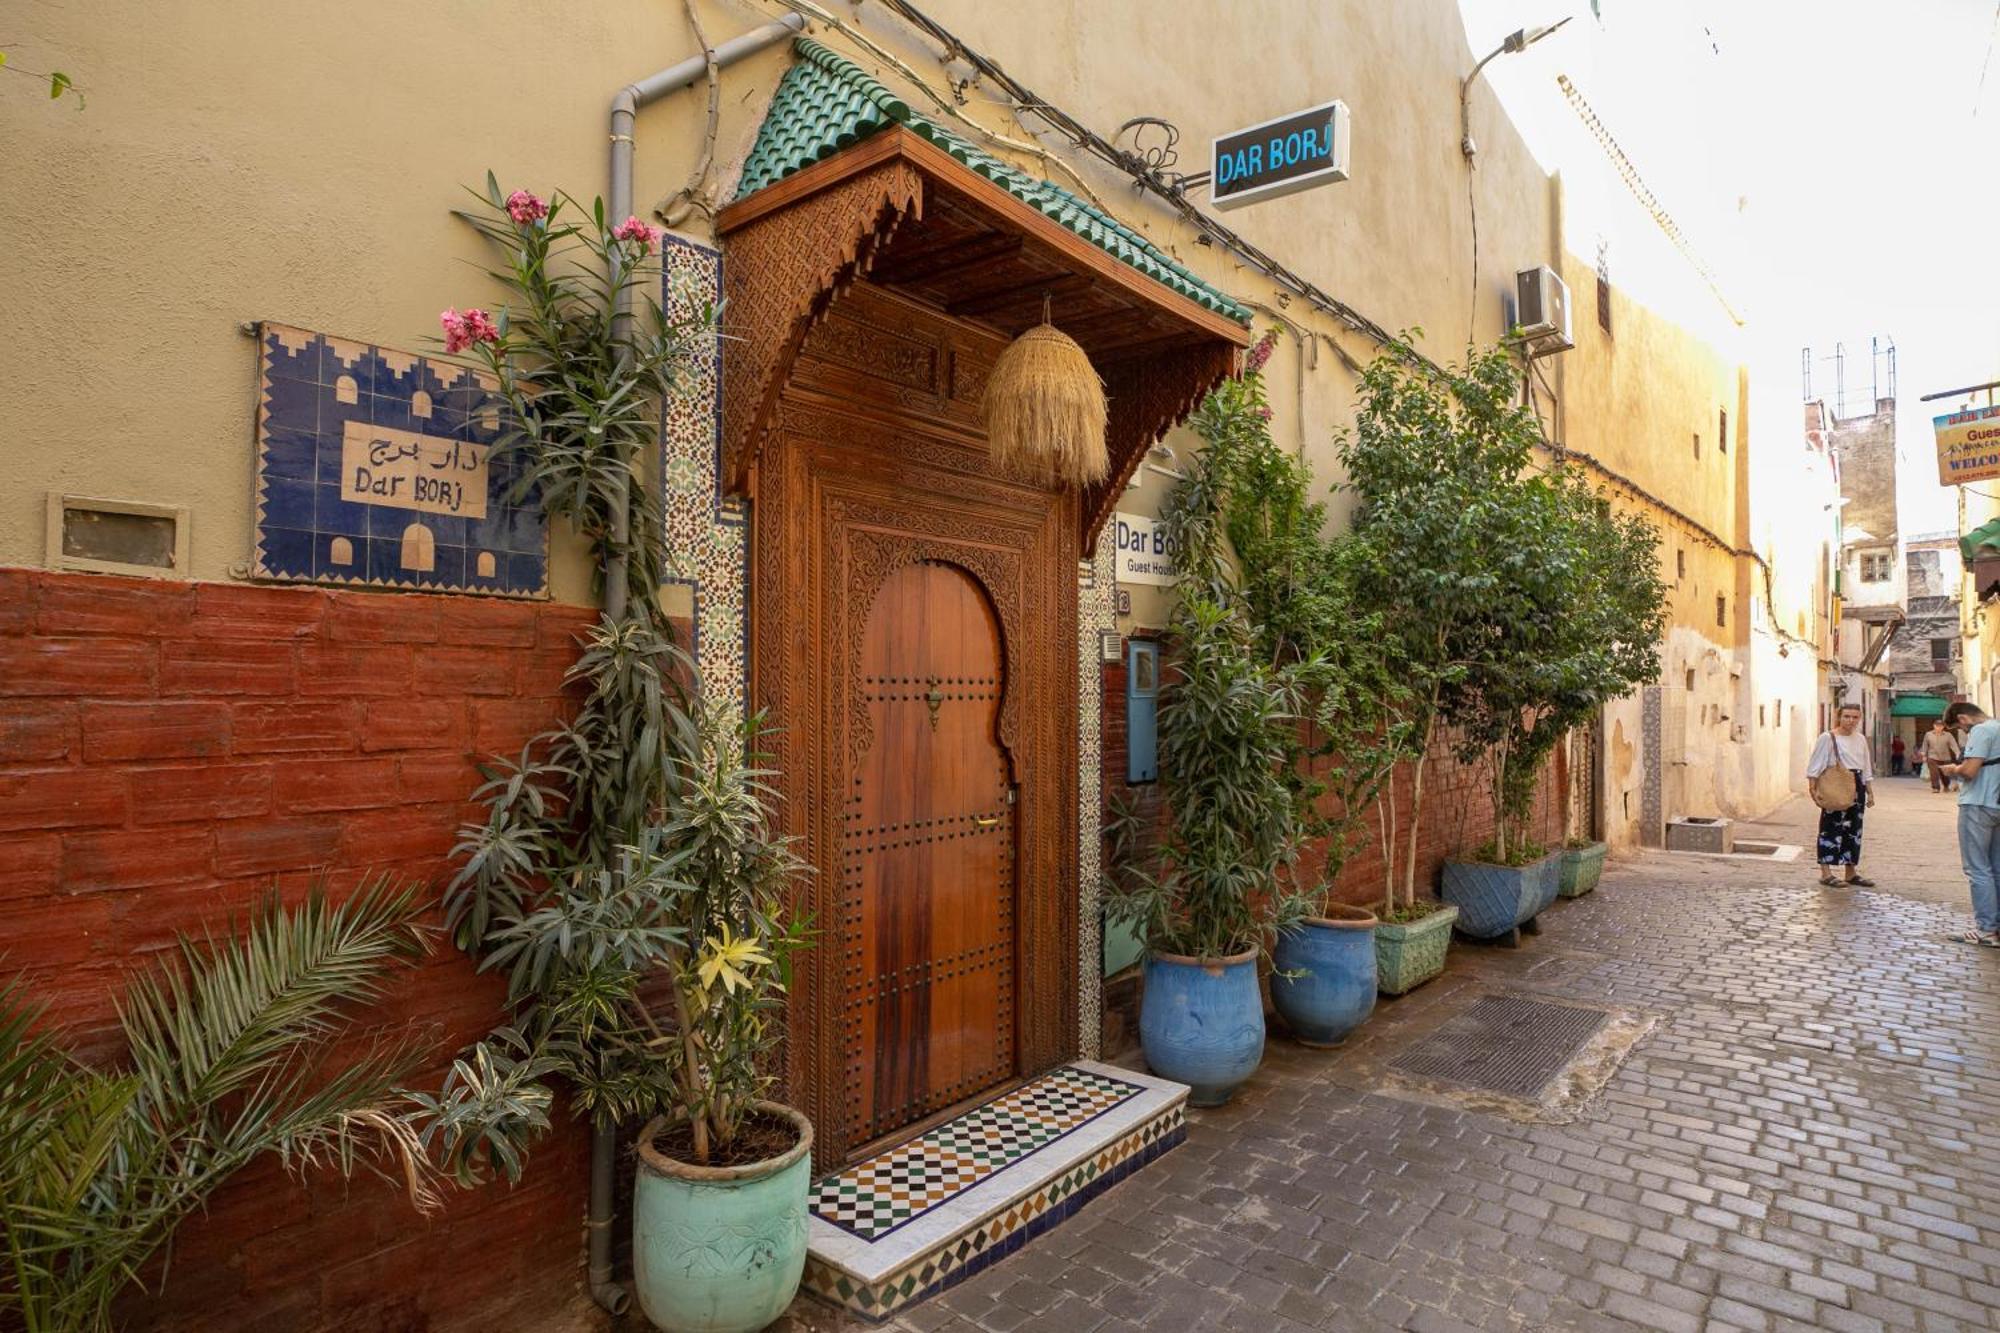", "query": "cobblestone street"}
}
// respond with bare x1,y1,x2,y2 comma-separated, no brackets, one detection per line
780,779,2000,1332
